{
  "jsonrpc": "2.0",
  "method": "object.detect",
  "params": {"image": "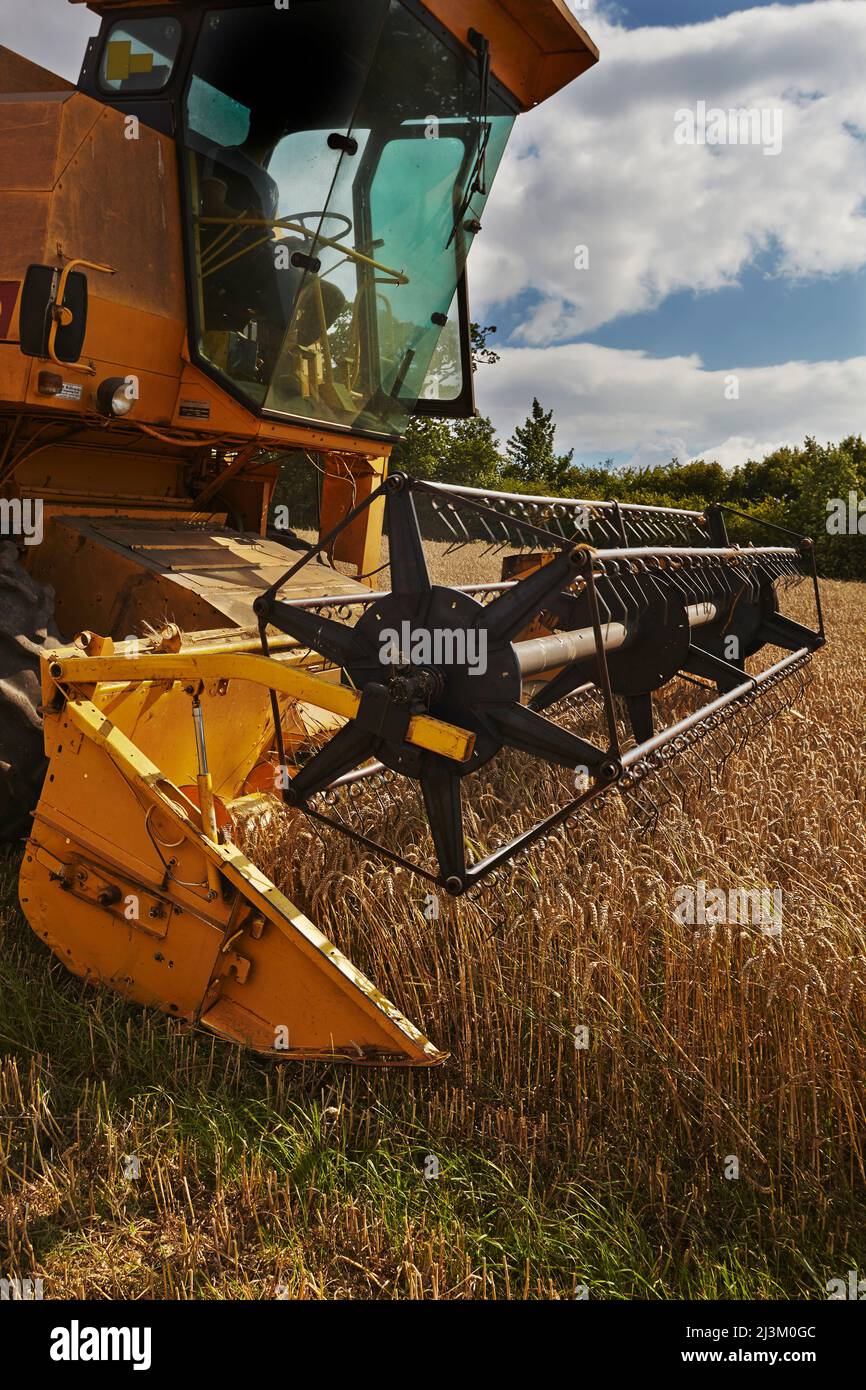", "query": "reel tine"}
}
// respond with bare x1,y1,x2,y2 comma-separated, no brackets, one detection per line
729,700,755,756
750,680,782,736
629,753,673,832
715,710,741,764
625,777,660,835
661,733,700,800
680,730,715,796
